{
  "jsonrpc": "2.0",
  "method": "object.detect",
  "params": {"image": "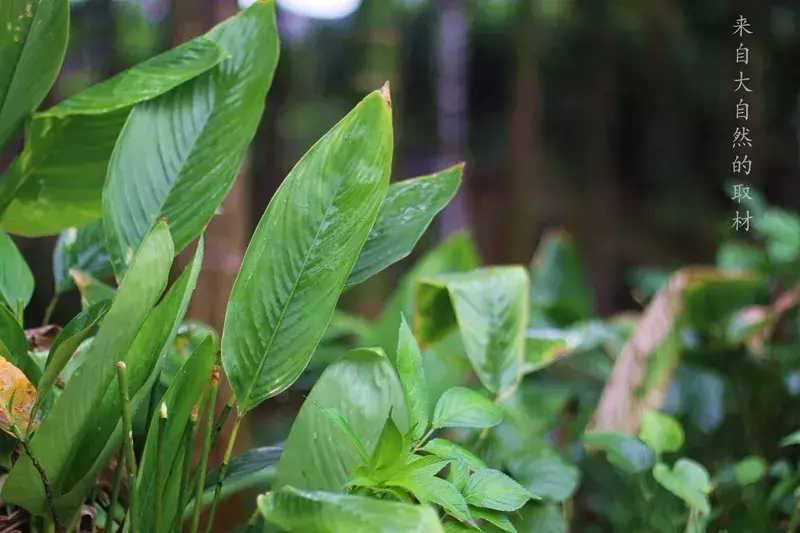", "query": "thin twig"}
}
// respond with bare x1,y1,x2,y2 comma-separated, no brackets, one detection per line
42,295,59,326
191,366,221,533
20,440,62,531
204,412,243,533
155,402,168,533
117,362,139,533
